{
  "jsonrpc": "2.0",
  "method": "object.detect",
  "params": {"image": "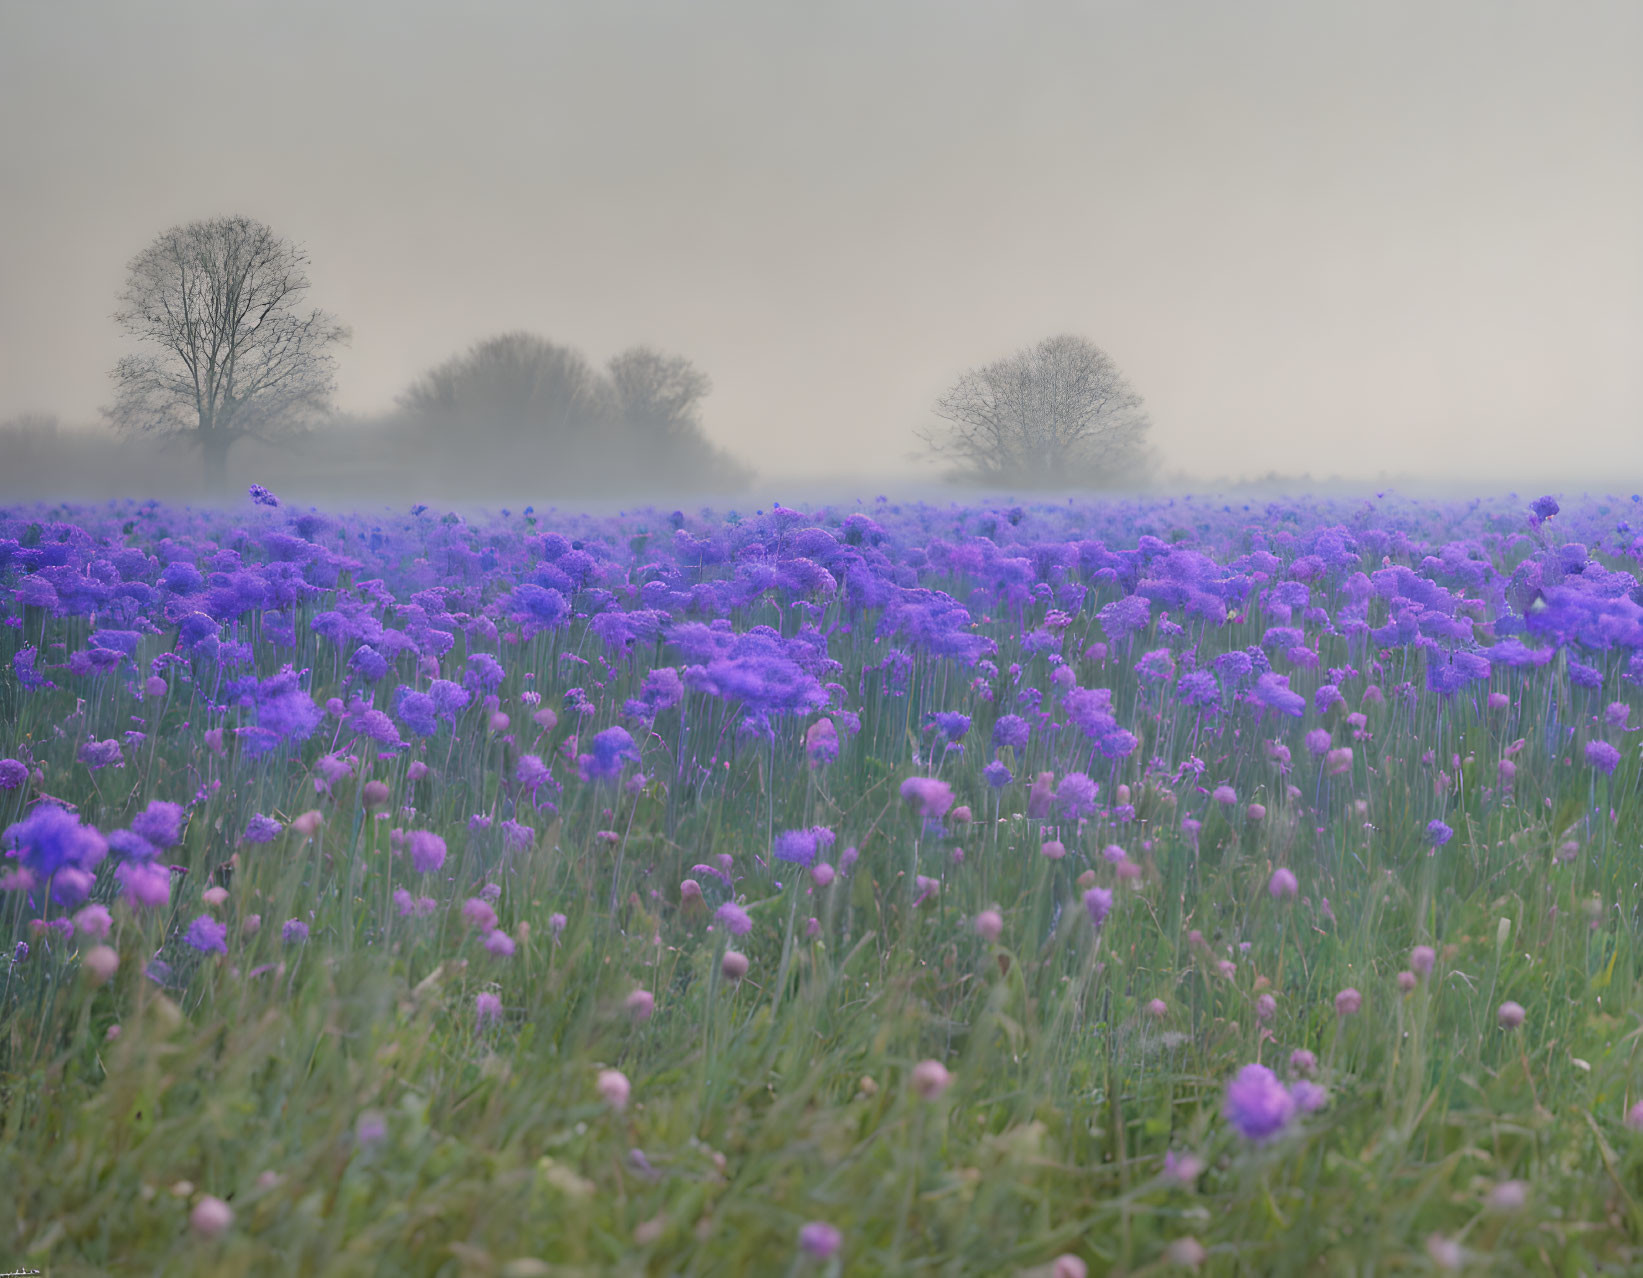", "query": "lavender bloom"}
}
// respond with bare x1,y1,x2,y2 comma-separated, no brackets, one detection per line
1083,886,1113,927
79,739,125,770
1426,820,1454,847
130,800,185,850
579,726,639,781
1057,772,1099,820
773,826,834,868
1176,670,1221,709
243,814,283,844
4,804,107,880
806,718,840,766
991,714,1031,749
899,776,955,819
500,820,535,853
799,1222,842,1259
1586,740,1621,776
409,831,447,873
515,754,553,795
715,901,753,936
1223,1063,1296,1142
116,859,172,908
1252,672,1306,717
184,913,228,955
